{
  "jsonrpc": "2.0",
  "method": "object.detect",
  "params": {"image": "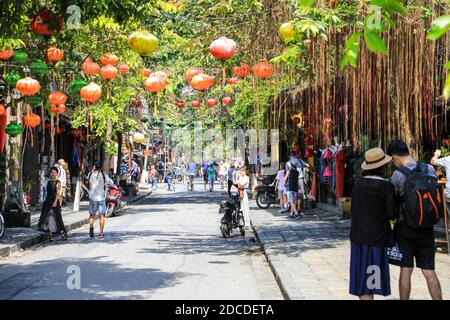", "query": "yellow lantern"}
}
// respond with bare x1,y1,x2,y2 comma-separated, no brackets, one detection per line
133,132,146,144
128,30,158,56
279,21,296,41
